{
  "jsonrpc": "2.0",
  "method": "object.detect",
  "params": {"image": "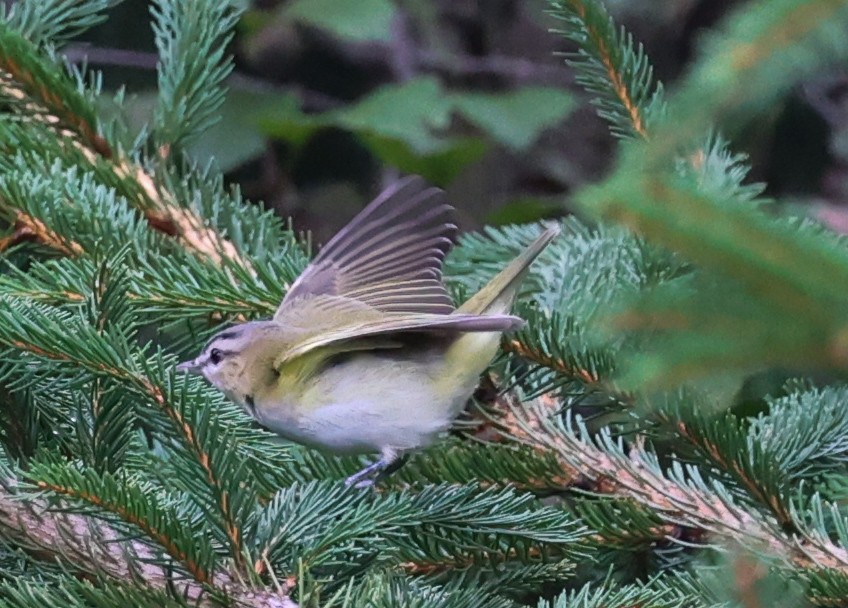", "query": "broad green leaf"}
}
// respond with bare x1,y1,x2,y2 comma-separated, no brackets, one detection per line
452,87,575,150
188,89,271,171
362,134,487,186
335,77,453,154
283,0,395,42
255,93,325,147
